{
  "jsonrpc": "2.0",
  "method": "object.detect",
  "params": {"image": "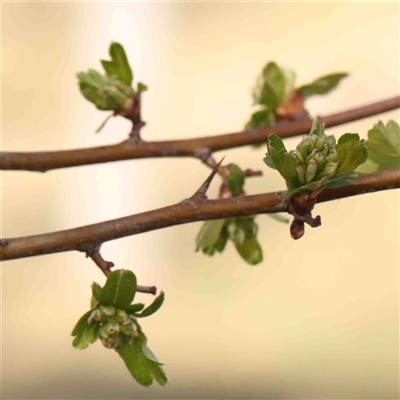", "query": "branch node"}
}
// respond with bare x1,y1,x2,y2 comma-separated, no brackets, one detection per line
192,156,225,200
129,121,146,141
0,239,9,247
86,246,114,277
